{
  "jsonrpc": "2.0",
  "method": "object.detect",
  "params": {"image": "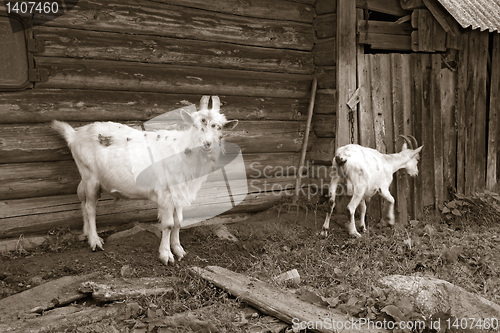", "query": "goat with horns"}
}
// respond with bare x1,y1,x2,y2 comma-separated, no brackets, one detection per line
321,136,423,238
52,96,238,265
